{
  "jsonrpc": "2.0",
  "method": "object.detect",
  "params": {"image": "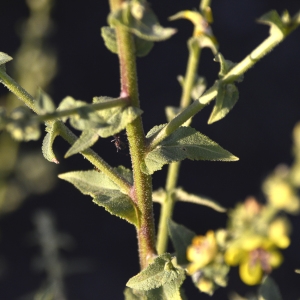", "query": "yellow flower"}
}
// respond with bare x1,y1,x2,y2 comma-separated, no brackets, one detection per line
187,230,218,274
225,235,283,285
